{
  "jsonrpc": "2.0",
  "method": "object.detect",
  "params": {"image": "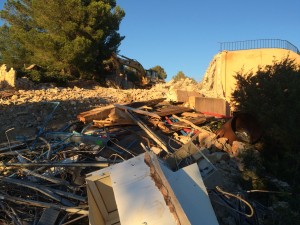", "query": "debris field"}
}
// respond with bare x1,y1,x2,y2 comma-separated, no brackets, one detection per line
0,82,271,225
